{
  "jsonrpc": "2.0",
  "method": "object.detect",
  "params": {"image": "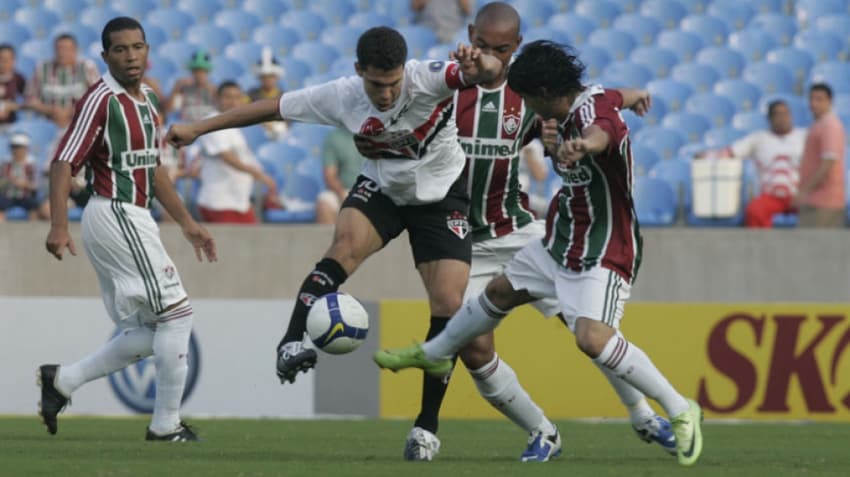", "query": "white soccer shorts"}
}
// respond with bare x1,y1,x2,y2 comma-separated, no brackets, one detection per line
465,220,560,318
504,239,631,331
82,197,188,326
